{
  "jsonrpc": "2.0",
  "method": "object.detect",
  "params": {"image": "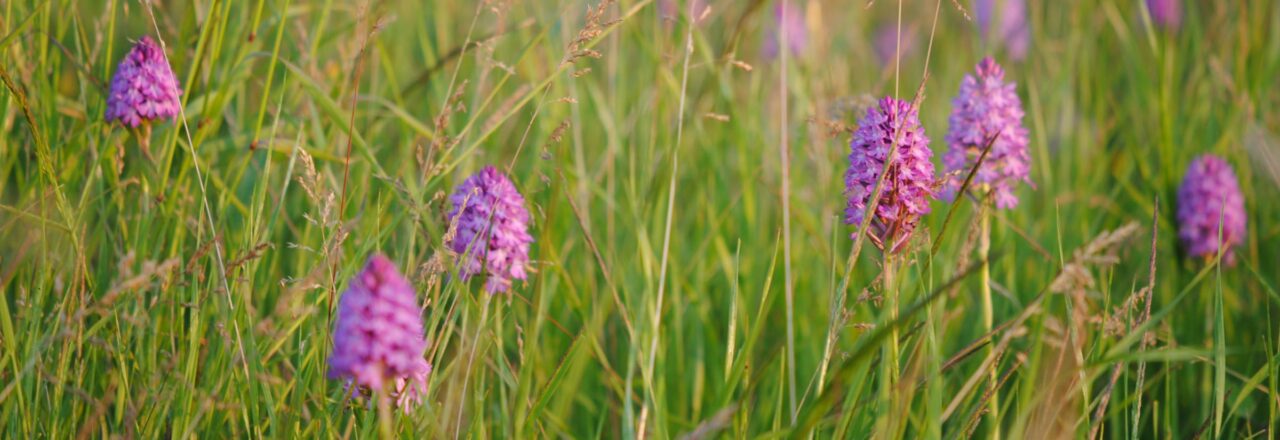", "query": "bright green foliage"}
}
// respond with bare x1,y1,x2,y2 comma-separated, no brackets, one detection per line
1,0,1278,437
